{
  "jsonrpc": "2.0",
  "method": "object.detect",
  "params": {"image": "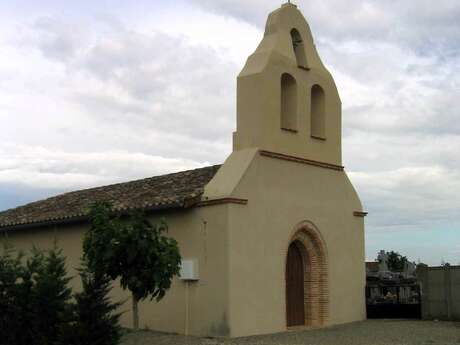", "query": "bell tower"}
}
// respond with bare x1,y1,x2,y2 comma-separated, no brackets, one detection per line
233,3,342,166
